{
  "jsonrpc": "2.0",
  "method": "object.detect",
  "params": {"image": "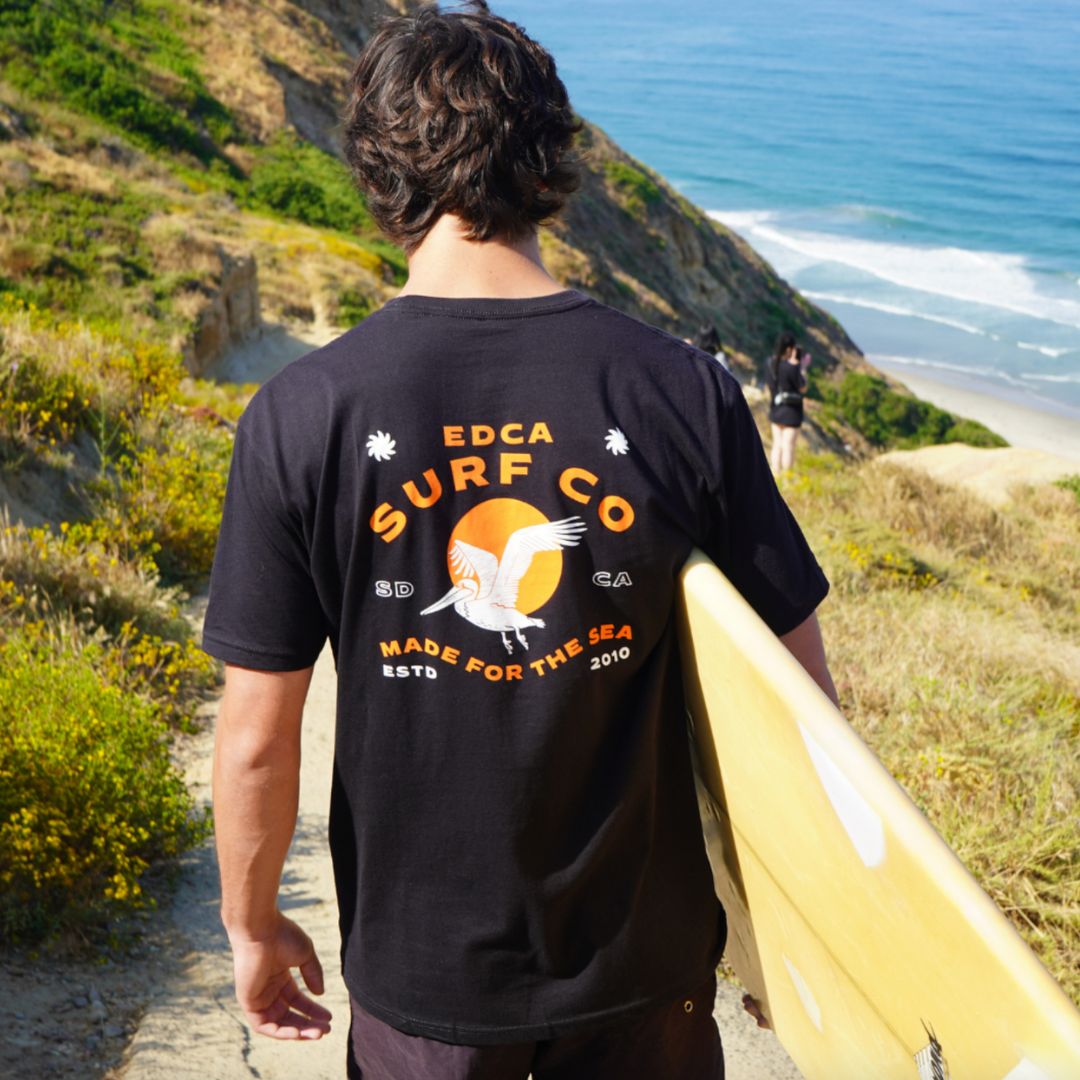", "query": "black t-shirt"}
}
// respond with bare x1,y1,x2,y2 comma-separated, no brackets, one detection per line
202,289,829,1045
767,357,806,426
